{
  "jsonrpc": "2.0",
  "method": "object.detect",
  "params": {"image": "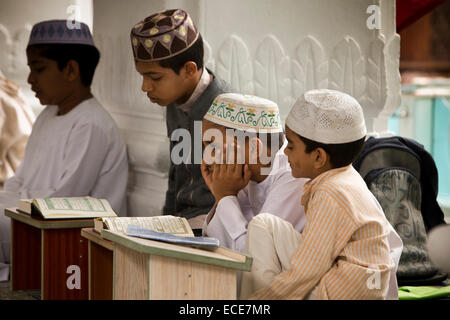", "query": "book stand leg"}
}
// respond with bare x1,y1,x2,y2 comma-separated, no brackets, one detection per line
41,228,89,300
11,220,41,291
89,241,113,300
